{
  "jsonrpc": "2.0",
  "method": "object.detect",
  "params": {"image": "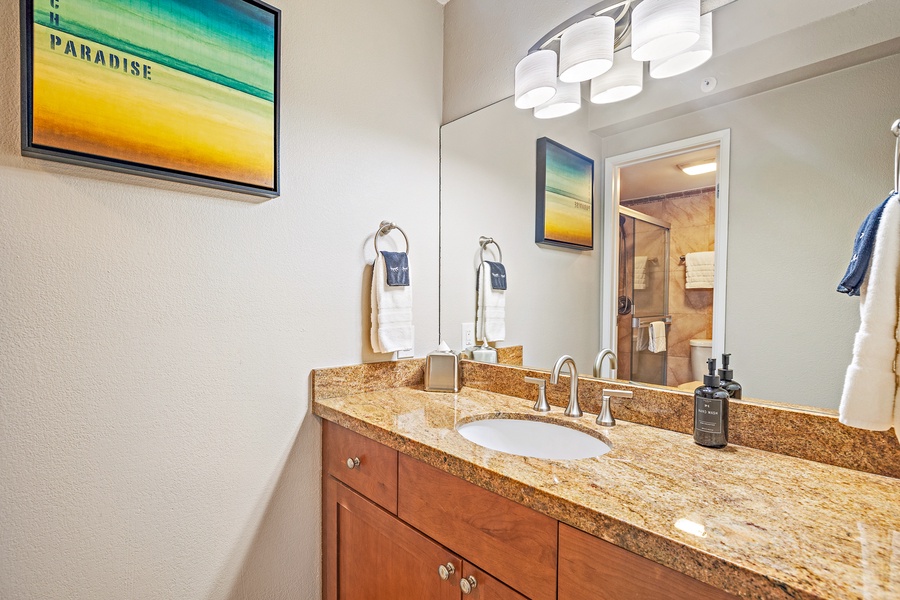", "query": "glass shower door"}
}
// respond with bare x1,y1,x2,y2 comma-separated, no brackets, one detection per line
622,208,670,386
